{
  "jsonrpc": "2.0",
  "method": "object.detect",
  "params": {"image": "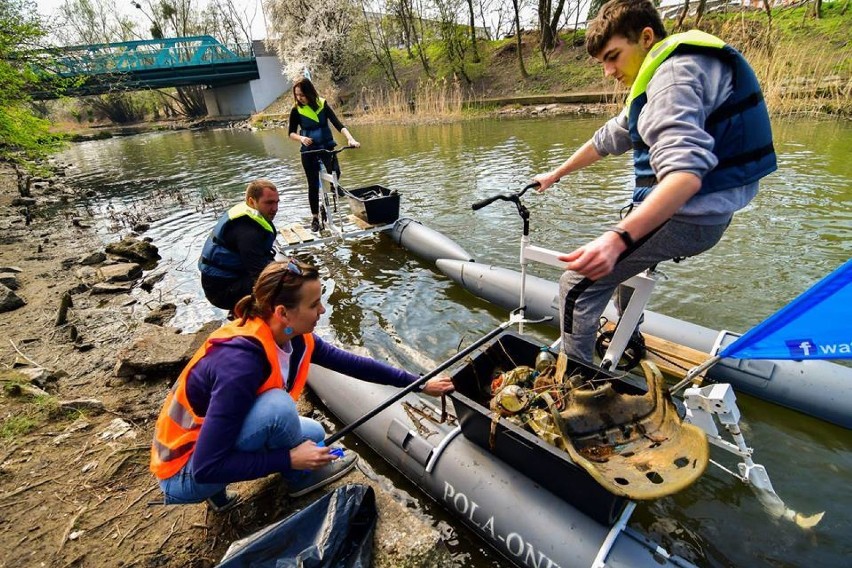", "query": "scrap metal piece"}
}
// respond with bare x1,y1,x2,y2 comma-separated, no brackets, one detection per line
551,361,709,500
